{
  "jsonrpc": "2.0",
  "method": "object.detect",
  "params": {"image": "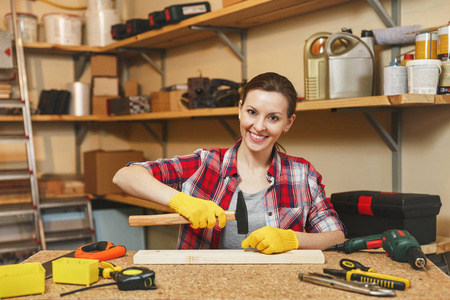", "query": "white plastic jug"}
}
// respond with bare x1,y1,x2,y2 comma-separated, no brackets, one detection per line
325,32,374,99
304,32,331,100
